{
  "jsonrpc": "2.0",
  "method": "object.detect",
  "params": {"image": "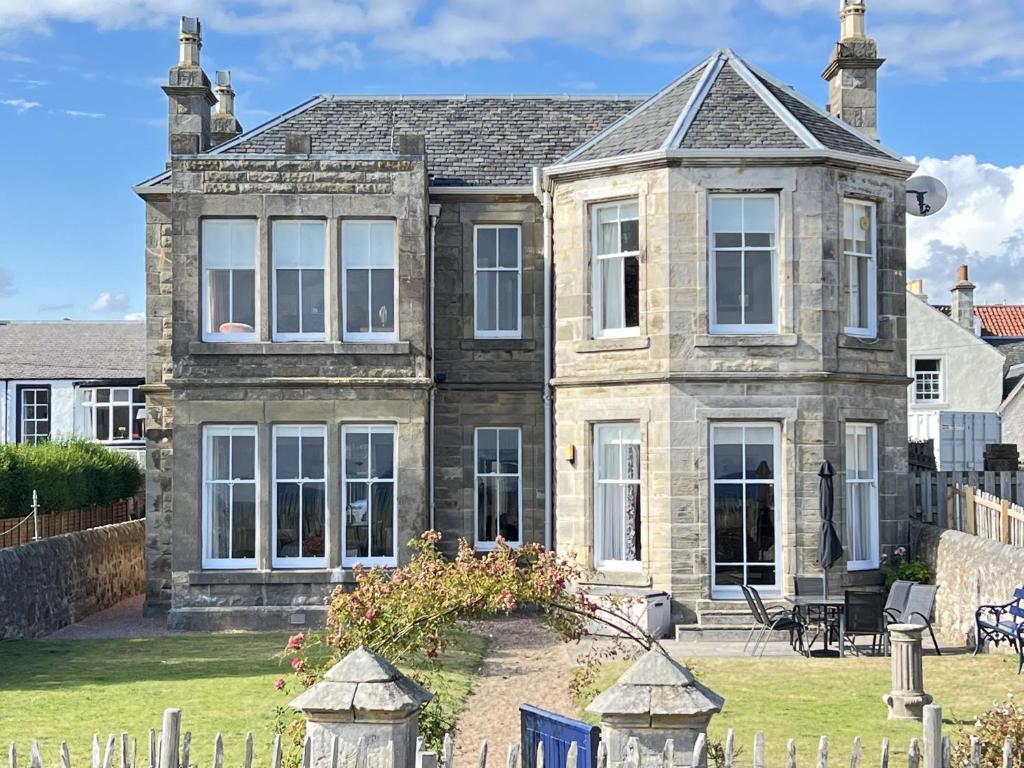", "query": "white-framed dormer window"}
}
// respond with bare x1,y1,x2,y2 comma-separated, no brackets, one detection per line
342,424,397,567
272,220,326,341
843,199,877,338
202,425,257,569
342,220,397,342
272,425,327,568
202,219,257,342
474,225,522,339
845,422,879,571
594,422,642,571
912,358,942,403
82,387,144,443
474,427,523,549
709,194,779,334
592,201,640,338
